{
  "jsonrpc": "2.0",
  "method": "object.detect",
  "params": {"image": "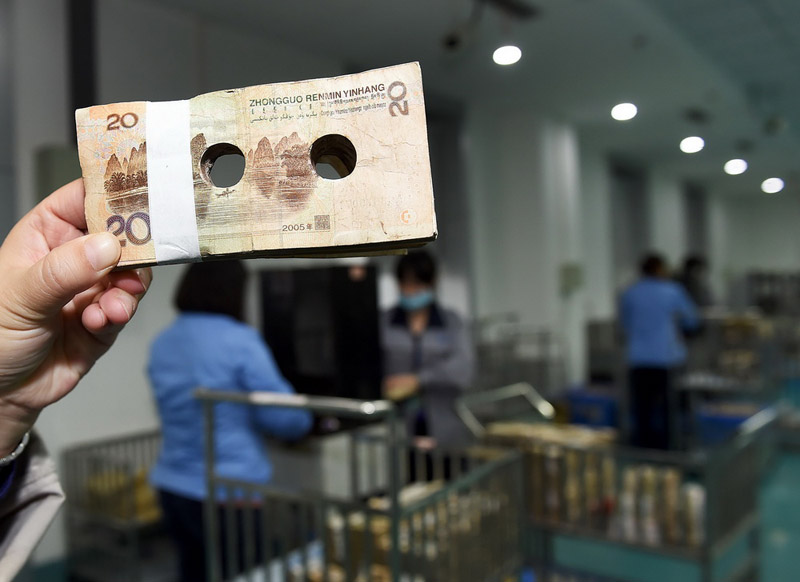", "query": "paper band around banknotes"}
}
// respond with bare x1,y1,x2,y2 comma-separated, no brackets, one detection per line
145,100,201,263
76,62,437,268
